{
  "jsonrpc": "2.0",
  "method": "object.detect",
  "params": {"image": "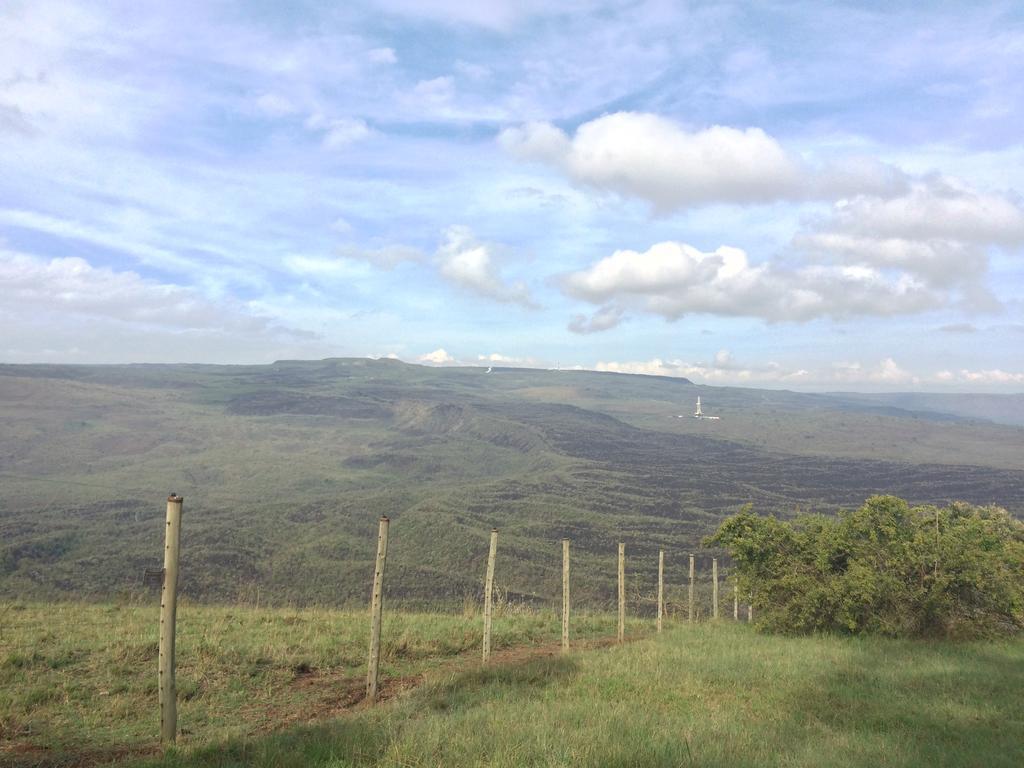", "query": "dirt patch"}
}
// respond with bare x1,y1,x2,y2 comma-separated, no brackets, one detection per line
281,636,642,732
